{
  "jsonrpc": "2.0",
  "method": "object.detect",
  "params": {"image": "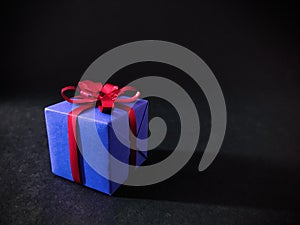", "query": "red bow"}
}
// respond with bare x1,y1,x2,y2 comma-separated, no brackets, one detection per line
61,80,140,184
61,80,140,113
